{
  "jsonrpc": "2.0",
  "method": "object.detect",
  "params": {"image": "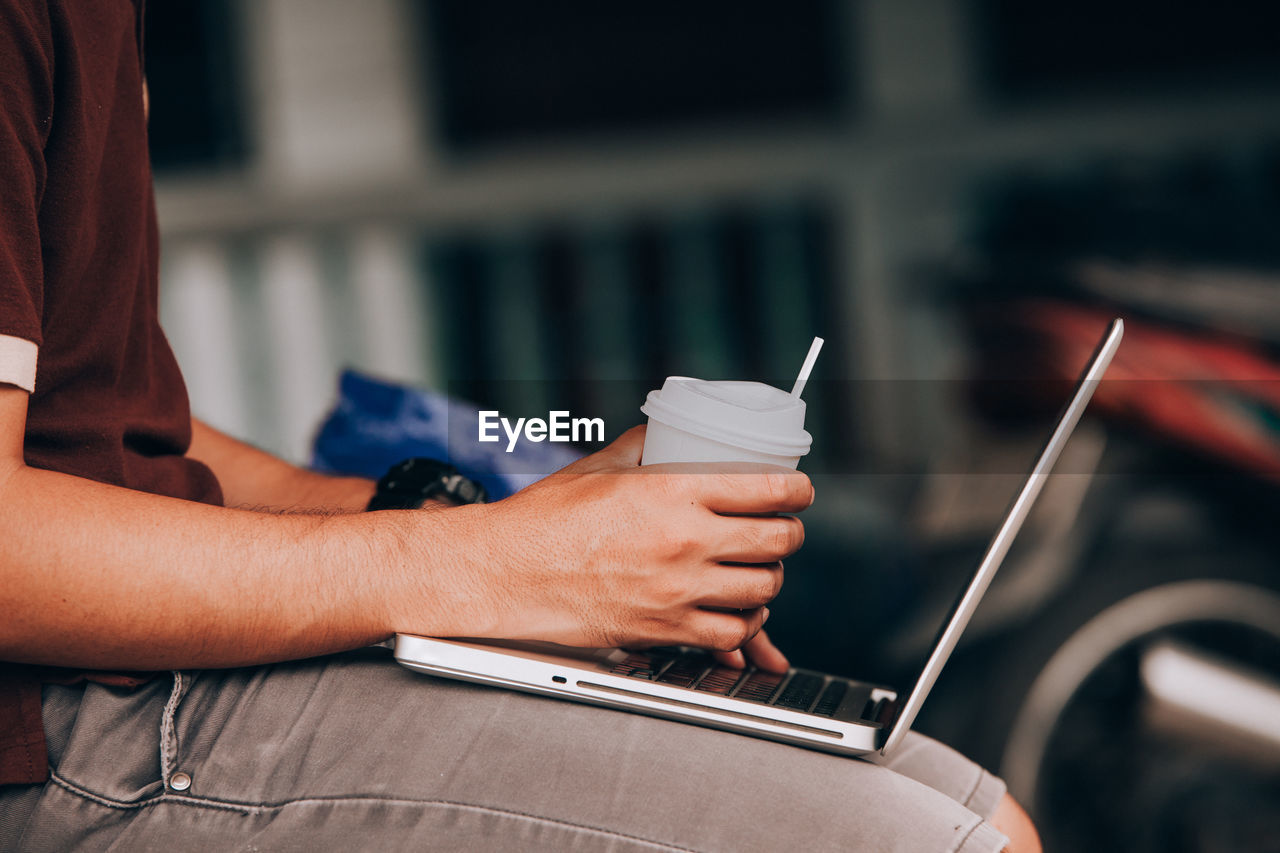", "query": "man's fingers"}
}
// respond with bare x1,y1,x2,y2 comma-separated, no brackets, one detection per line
695,563,784,610
691,607,769,652
741,629,790,673
712,648,747,669
710,515,804,563
712,630,788,671
666,464,813,515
